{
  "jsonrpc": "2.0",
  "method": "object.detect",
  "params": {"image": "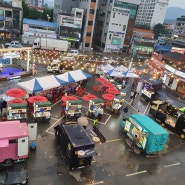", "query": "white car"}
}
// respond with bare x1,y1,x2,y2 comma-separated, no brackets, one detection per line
5,40,22,48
